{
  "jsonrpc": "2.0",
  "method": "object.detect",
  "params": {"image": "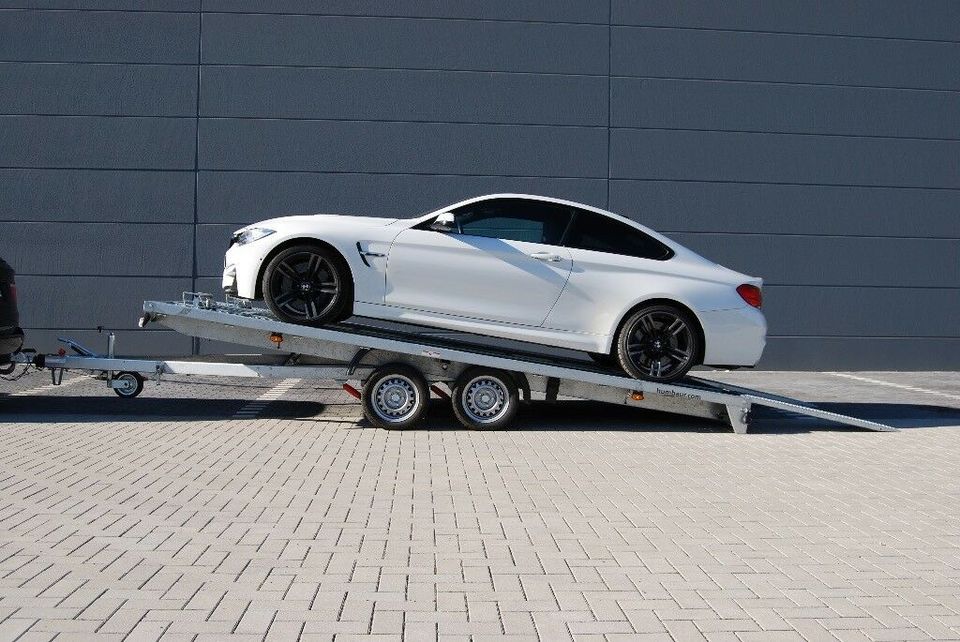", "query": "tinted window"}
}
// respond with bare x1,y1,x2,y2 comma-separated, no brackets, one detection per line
564,211,674,260
452,198,572,245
